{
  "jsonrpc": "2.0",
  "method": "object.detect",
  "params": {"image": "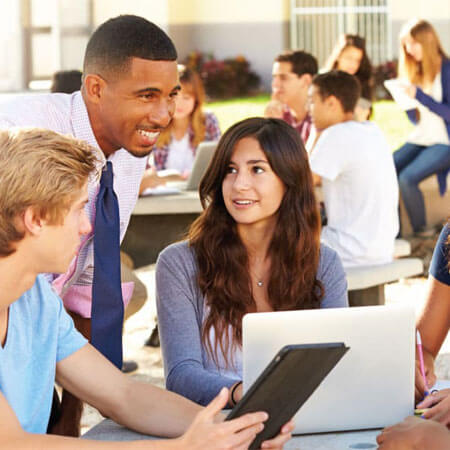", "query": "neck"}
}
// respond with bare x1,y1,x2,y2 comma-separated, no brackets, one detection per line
0,252,38,312
288,93,308,122
324,110,355,129
82,90,117,157
171,116,190,139
237,222,275,264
